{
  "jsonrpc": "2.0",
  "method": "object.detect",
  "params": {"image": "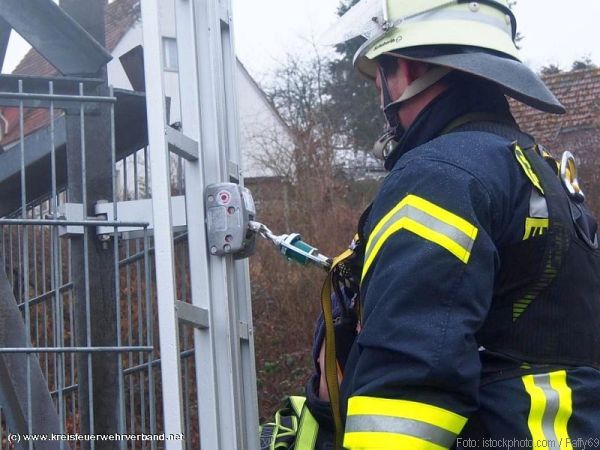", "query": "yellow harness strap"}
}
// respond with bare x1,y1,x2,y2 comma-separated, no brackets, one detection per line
321,242,358,450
